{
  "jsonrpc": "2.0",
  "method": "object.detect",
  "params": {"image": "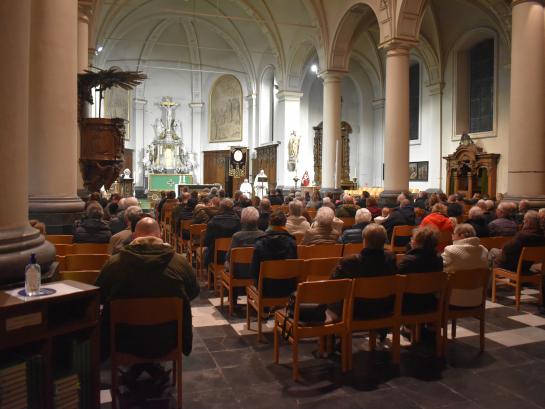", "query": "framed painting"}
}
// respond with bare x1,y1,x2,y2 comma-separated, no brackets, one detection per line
409,162,418,181
209,74,243,143
417,161,429,181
